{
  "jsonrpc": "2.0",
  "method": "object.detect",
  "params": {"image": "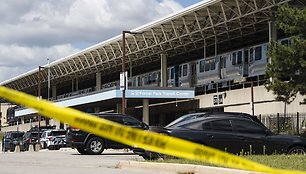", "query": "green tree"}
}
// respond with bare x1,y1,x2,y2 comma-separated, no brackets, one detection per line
265,4,306,104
